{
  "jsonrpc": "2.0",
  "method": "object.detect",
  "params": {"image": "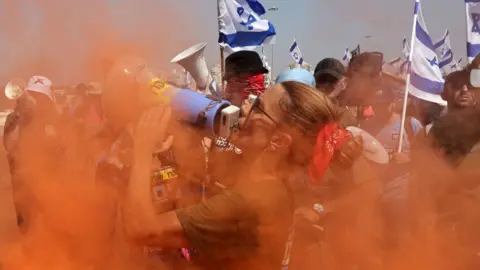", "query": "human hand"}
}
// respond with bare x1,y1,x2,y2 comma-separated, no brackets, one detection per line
152,135,174,154
328,77,347,99
334,135,364,169
133,106,171,158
